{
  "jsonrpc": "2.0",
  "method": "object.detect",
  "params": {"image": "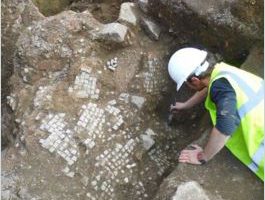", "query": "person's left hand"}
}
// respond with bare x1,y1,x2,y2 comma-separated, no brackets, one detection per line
178,144,203,165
